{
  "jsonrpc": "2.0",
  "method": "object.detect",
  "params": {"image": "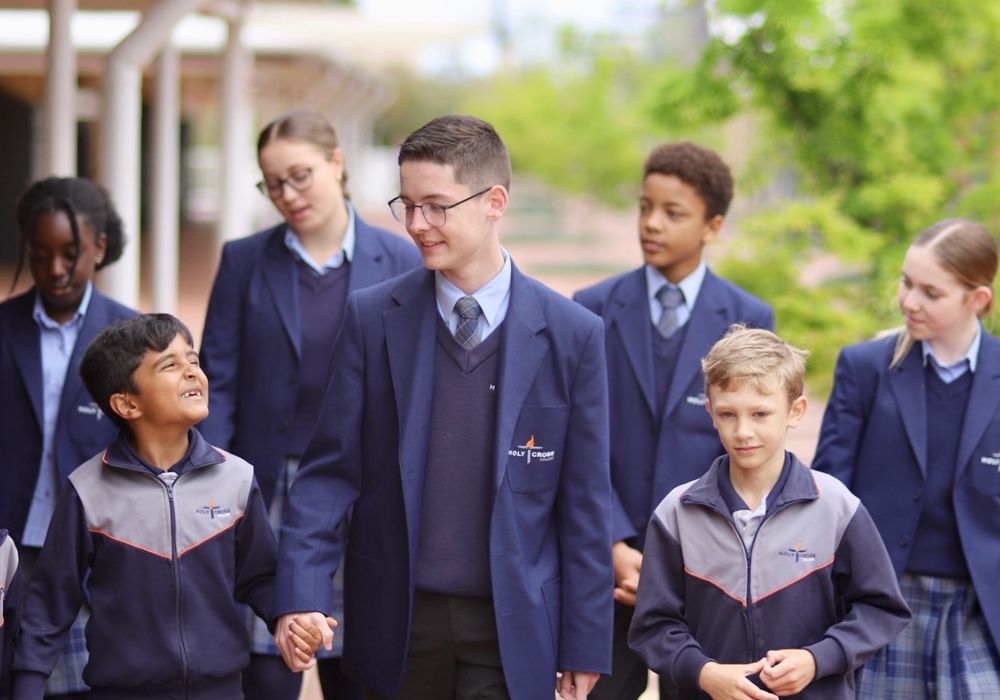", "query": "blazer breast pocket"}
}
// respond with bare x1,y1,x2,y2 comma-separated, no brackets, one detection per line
972,445,1000,496
506,406,568,493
